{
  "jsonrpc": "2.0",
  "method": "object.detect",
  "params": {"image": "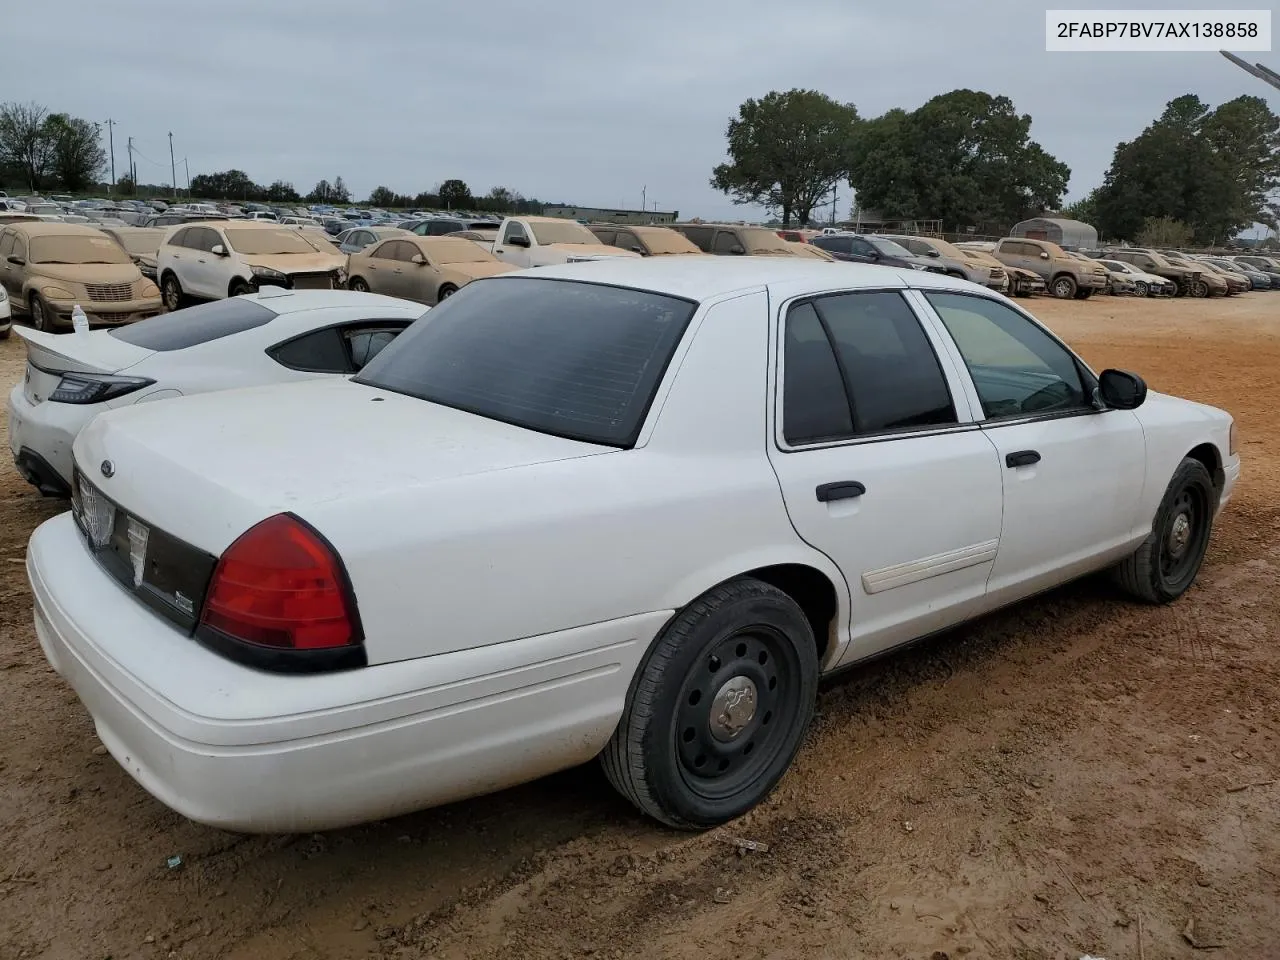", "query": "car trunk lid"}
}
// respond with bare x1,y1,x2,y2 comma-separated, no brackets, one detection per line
72,377,612,557
14,326,154,405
